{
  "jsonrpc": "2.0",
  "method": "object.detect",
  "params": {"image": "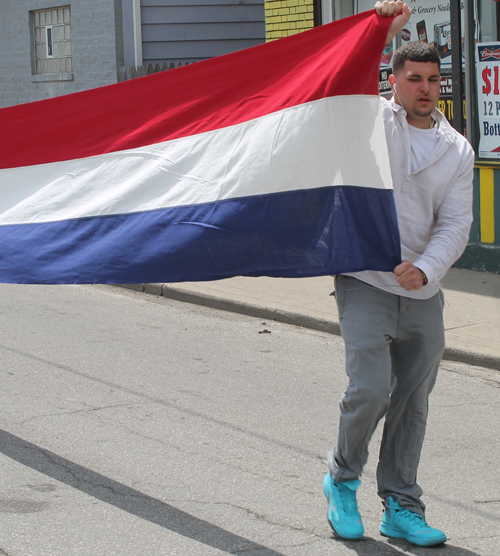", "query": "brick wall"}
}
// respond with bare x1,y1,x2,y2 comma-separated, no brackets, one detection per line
0,0,123,108
264,0,316,41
